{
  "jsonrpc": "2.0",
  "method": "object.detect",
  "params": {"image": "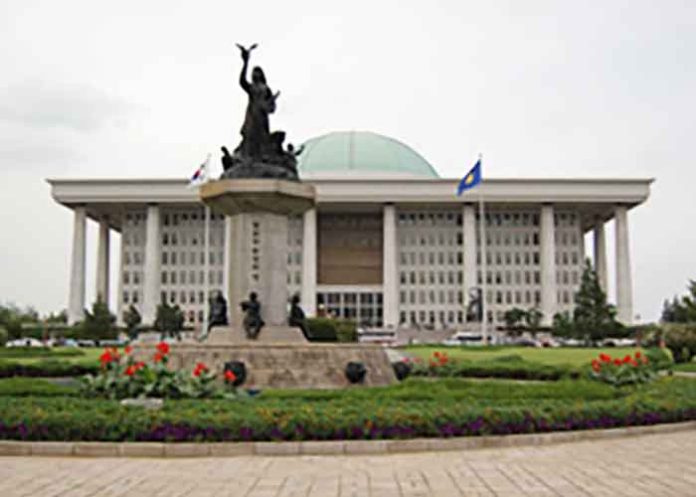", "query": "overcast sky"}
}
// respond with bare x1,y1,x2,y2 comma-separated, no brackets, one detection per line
0,0,694,321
